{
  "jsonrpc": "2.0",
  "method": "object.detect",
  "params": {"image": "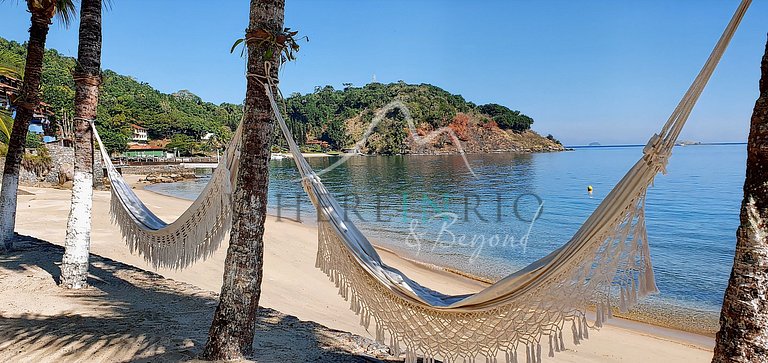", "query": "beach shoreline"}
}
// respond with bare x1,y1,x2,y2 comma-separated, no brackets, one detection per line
8,176,716,361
